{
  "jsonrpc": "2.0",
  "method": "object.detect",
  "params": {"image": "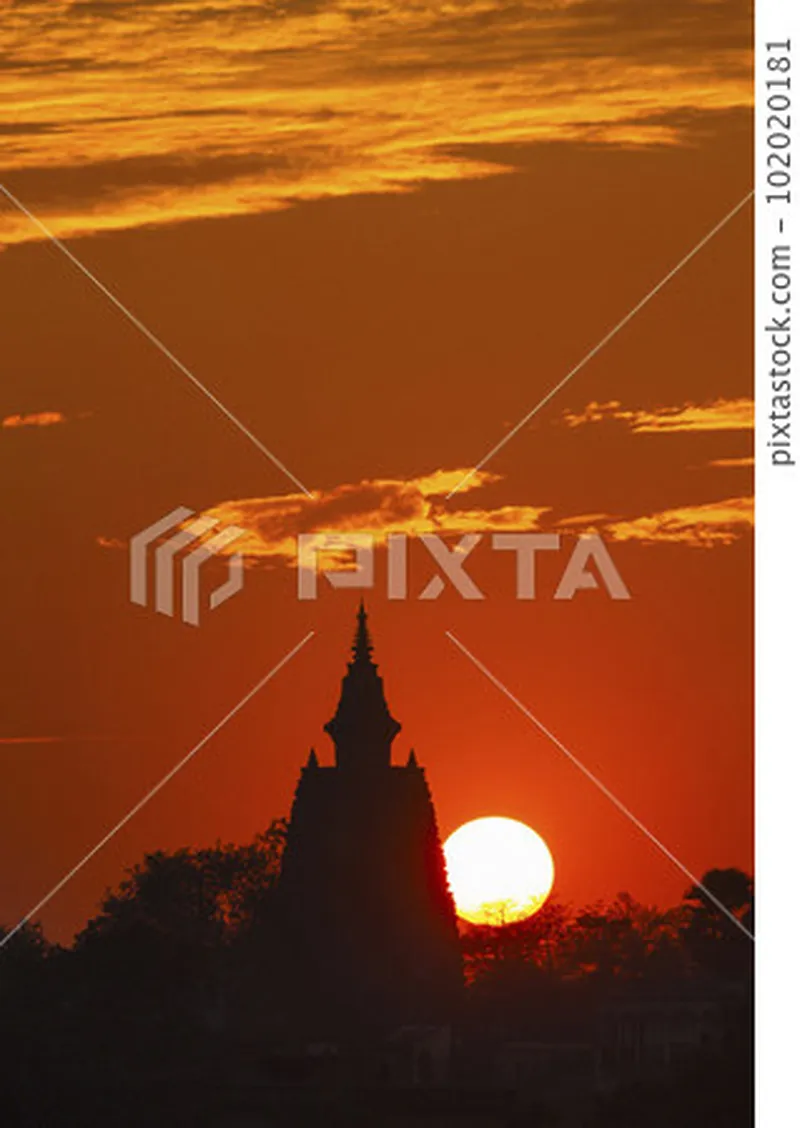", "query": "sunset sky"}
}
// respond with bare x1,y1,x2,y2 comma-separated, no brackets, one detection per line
1,0,753,942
